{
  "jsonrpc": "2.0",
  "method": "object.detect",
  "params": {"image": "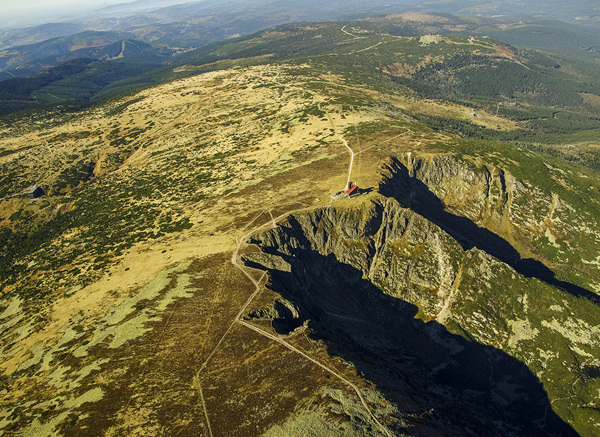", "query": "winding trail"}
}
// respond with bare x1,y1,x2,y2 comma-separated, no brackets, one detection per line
194,203,307,436
229,200,391,437
340,24,362,39
194,134,392,435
